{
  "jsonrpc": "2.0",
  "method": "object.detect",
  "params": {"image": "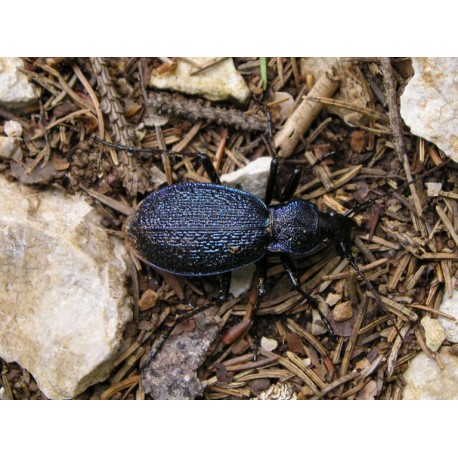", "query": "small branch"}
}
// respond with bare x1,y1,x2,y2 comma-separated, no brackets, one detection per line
148,91,268,133
274,69,341,158
89,57,134,147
